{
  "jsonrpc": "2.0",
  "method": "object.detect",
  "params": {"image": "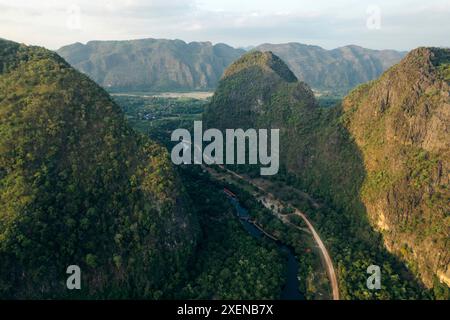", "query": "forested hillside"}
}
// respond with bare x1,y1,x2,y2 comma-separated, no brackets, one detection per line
0,39,199,298
341,47,450,289
203,49,449,298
